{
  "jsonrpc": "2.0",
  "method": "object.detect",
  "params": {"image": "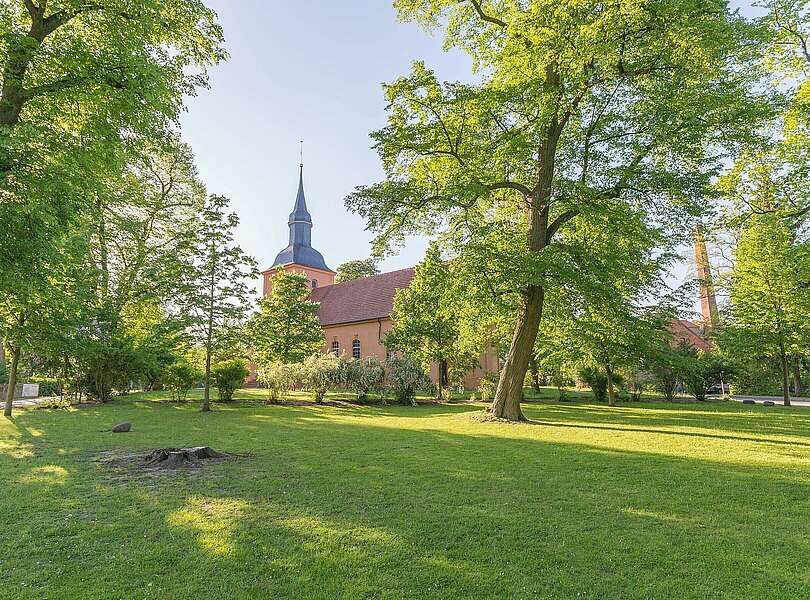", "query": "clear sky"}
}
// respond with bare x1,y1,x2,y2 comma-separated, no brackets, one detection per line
179,0,759,308
179,0,473,296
